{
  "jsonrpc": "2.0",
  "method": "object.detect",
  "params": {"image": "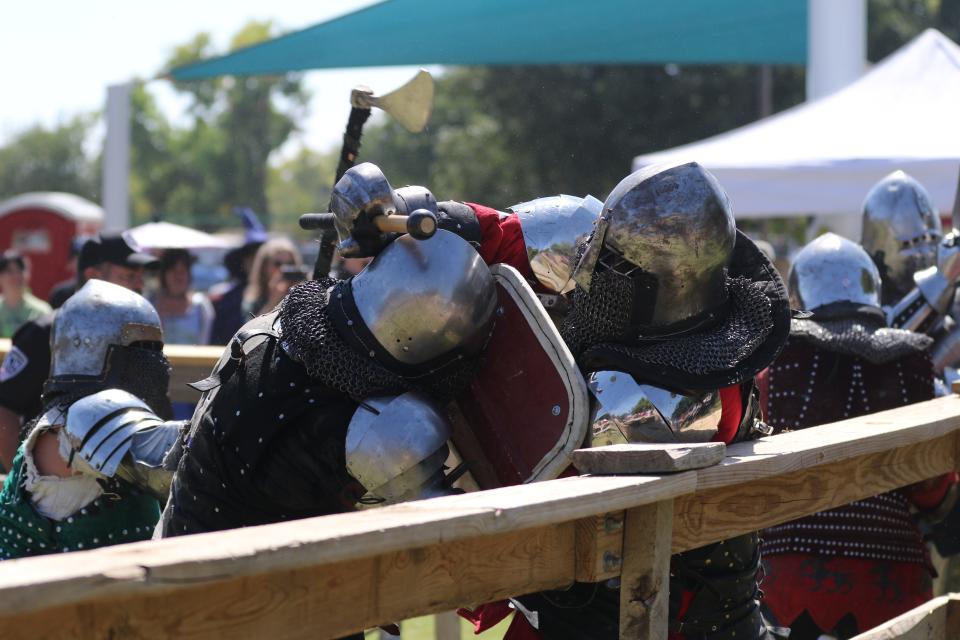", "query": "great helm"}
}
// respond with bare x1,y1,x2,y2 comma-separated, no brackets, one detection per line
334,229,497,369
46,279,171,415
789,233,882,312
860,170,941,305
574,160,735,330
